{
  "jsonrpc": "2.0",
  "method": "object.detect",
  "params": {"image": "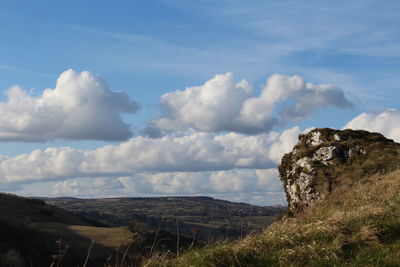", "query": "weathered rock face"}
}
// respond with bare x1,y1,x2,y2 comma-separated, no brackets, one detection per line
279,128,400,213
